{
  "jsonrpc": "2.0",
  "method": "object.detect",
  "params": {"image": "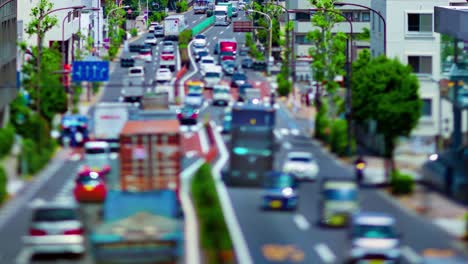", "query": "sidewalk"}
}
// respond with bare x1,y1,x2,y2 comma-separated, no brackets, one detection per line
279,82,468,243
